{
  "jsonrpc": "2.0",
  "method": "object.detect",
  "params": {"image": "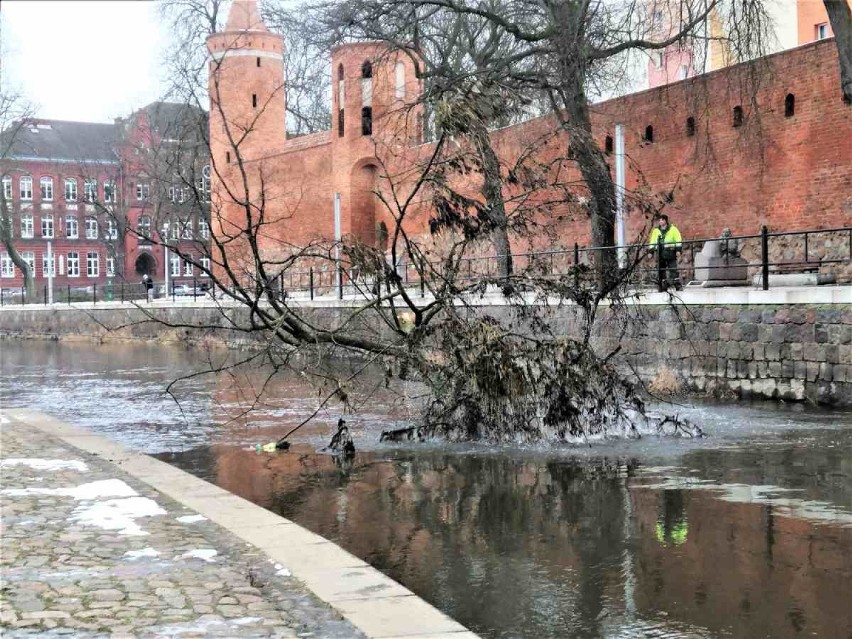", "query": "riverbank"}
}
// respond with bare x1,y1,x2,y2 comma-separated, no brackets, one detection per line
1,286,849,405
0,410,477,638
